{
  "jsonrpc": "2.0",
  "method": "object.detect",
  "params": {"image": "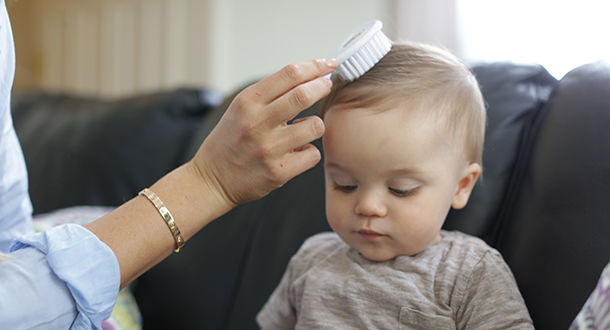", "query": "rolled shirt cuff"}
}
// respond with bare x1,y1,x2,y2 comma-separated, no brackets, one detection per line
10,223,120,329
